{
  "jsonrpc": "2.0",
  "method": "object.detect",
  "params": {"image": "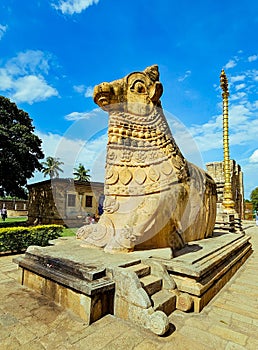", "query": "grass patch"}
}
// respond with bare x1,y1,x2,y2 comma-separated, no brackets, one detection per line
1,216,27,223
62,227,77,237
